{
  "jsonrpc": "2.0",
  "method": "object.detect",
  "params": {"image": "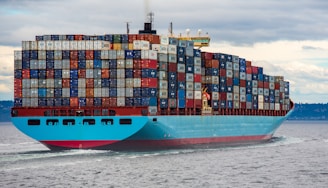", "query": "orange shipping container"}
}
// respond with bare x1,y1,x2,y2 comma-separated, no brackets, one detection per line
70,97,79,107
246,60,252,67
85,50,94,60
128,34,138,43
86,98,94,106
78,69,86,78
70,50,78,60
86,88,94,97
86,79,94,88
62,79,70,88
70,60,78,69
101,69,110,78
74,35,83,40
22,70,30,79
109,97,117,107
102,98,110,107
